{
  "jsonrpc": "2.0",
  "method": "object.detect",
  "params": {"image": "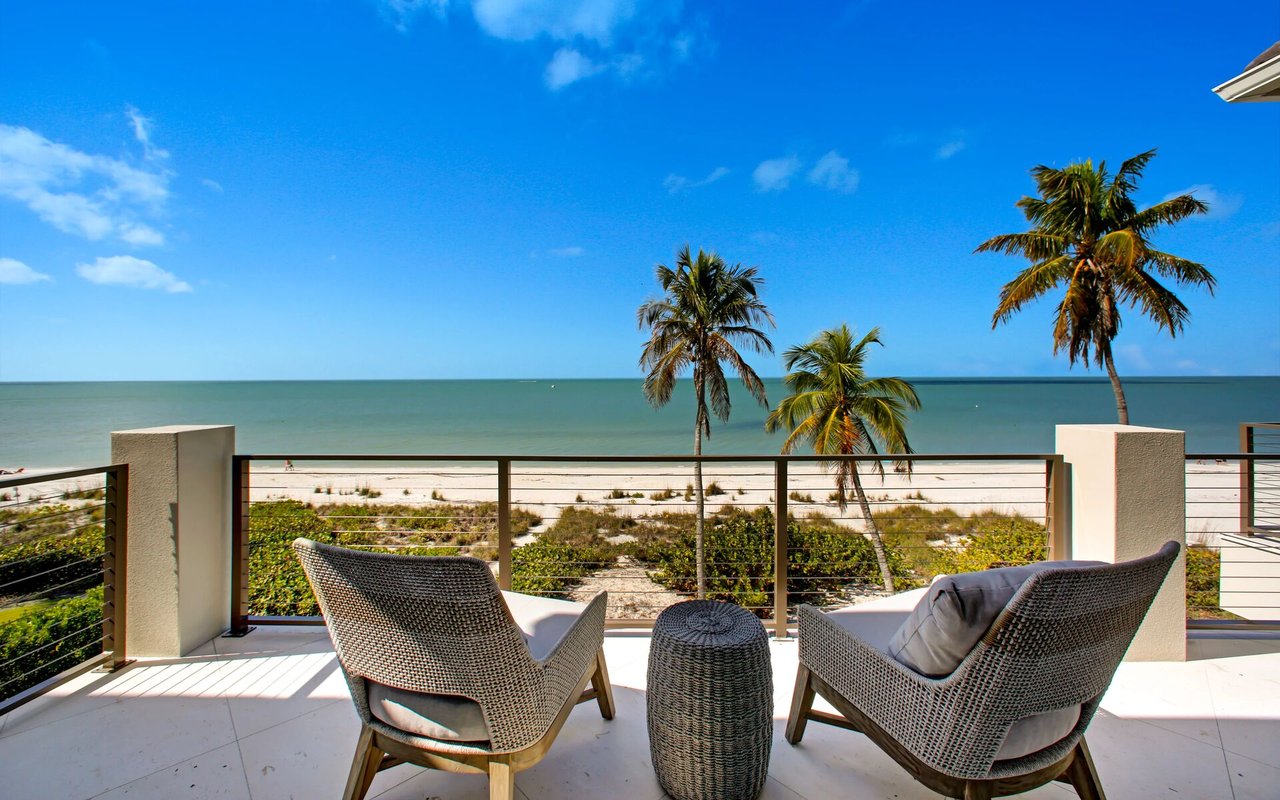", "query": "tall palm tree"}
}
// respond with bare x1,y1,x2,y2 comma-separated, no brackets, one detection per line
977,149,1215,423
638,245,774,598
765,325,919,592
